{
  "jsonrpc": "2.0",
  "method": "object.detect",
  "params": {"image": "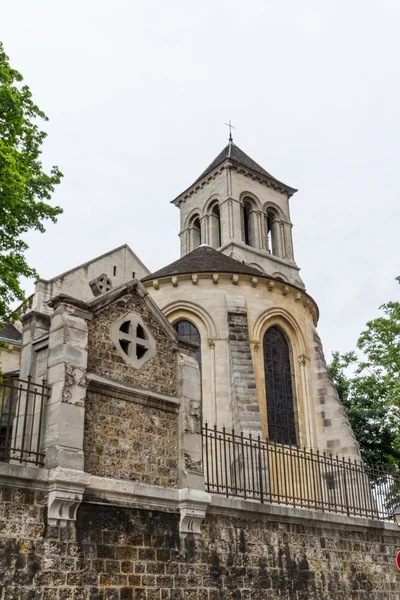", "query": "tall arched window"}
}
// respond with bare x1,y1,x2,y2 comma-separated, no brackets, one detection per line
190,216,201,250
263,326,297,445
209,203,221,248
266,211,280,256
242,199,257,247
173,319,201,366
